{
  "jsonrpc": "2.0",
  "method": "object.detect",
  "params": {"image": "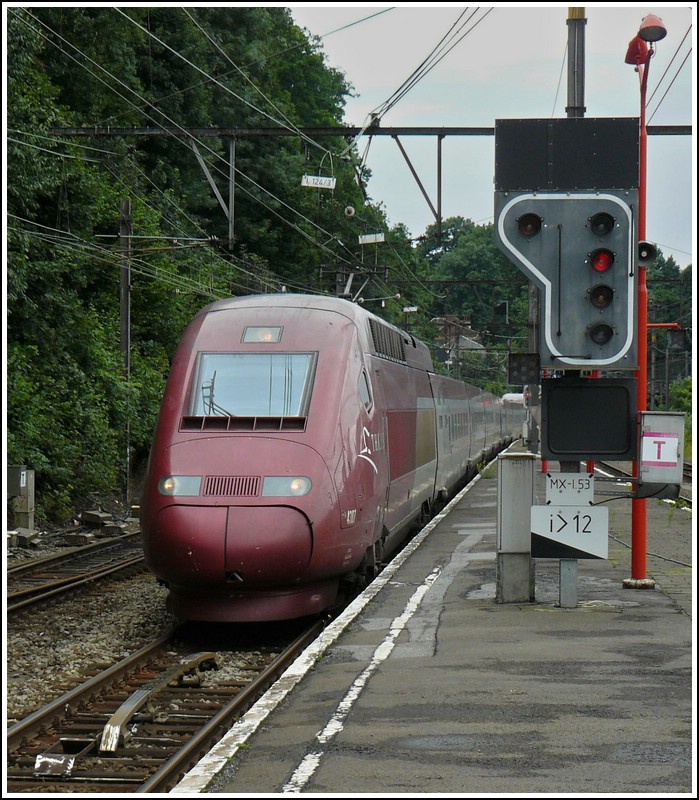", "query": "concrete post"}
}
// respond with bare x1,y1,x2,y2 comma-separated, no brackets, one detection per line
496,453,536,603
9,466,35,532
